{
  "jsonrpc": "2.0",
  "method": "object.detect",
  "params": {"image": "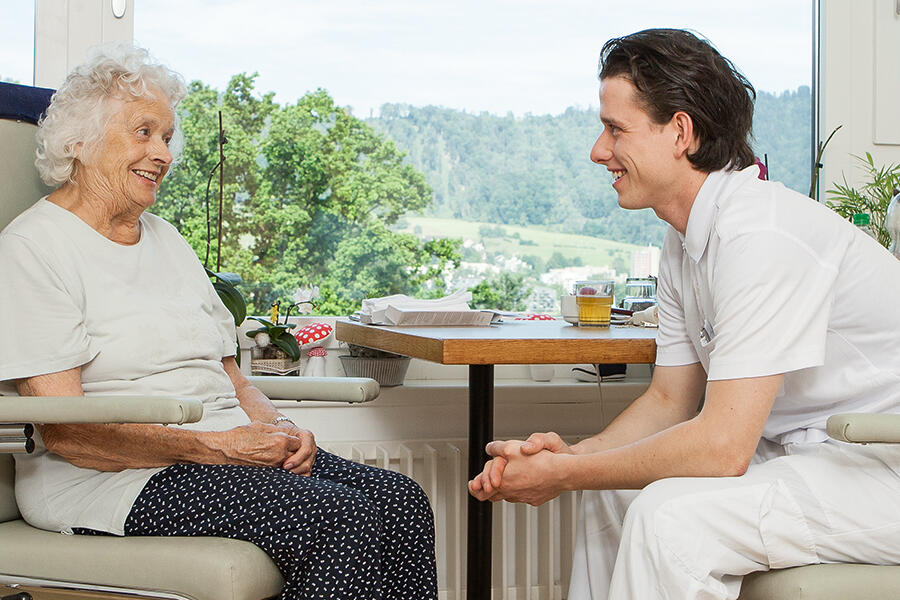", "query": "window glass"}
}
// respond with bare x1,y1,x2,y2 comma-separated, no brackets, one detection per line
0,3,35,85
134,0,812,314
